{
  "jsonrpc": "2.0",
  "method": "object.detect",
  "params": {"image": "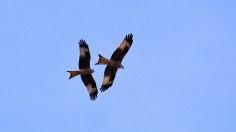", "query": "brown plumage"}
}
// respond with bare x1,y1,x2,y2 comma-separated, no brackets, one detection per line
67,40,98,100
95,33,133,92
